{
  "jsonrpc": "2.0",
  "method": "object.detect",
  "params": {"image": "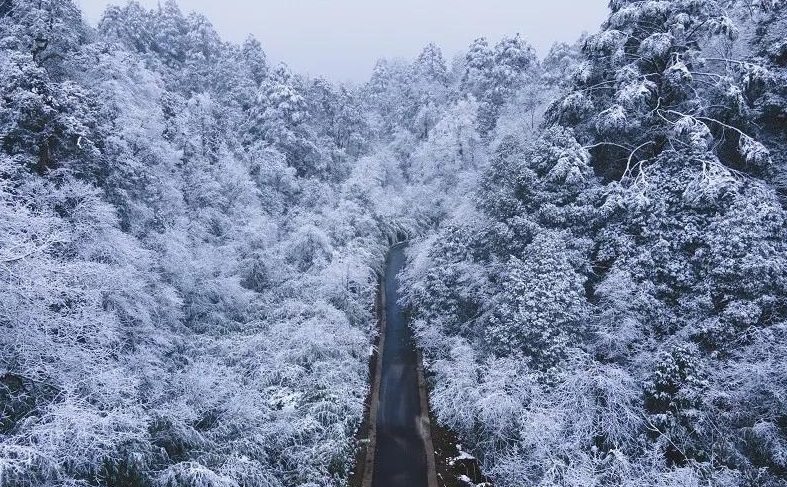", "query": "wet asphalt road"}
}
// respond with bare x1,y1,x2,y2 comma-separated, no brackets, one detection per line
372,243,429,487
